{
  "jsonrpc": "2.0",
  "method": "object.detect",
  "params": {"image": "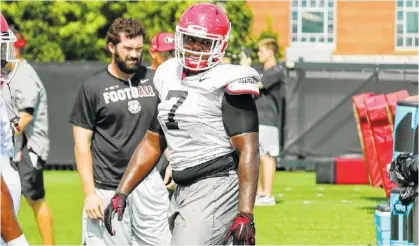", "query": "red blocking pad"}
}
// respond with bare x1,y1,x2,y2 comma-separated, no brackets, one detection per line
352,93,382,187
335,157,369,184
385,90,409,121
365,94,398,198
